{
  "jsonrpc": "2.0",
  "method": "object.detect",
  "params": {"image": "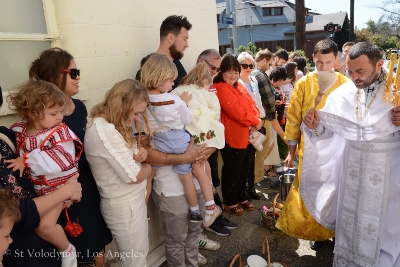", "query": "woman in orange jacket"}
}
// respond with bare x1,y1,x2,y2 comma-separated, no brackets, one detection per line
213,54,263,216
